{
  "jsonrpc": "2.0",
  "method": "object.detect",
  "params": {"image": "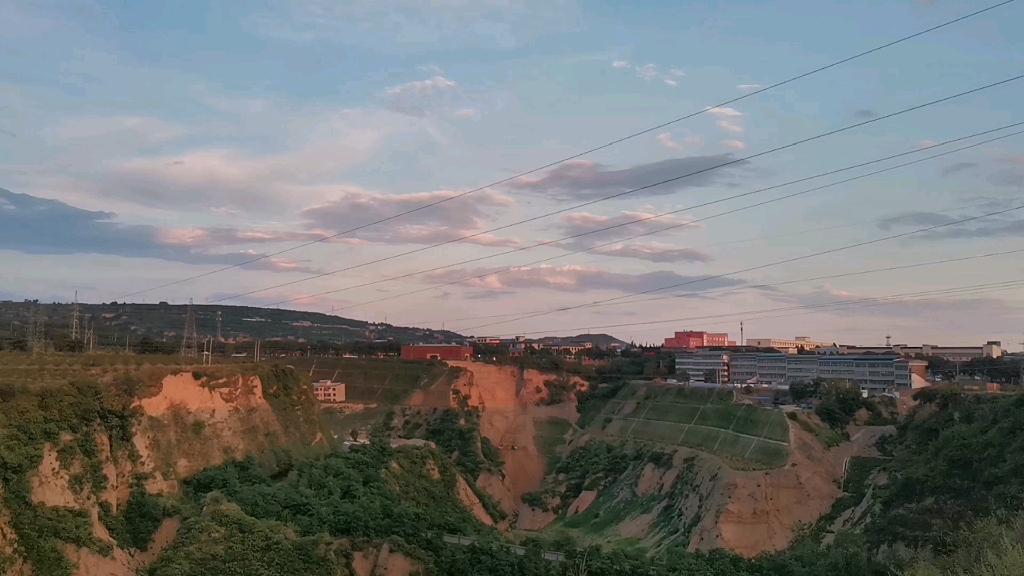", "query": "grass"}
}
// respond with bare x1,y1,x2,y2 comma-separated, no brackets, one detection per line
536,417,574,473
601,389,790,468
291,357,450,404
